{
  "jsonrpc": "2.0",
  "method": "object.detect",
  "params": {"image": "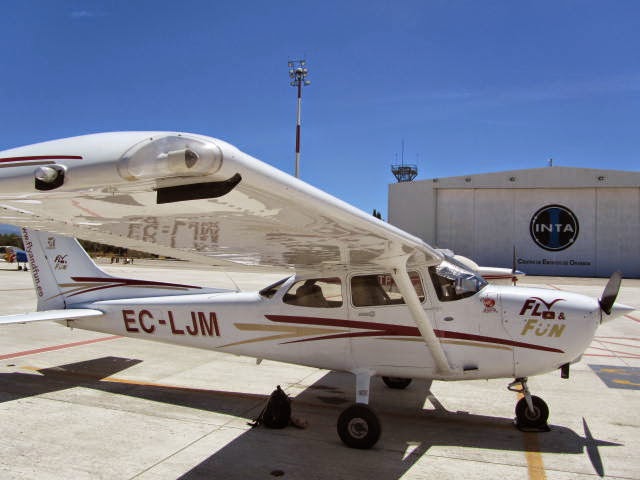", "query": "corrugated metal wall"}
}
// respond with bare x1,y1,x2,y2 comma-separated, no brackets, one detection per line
435,188,640,277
